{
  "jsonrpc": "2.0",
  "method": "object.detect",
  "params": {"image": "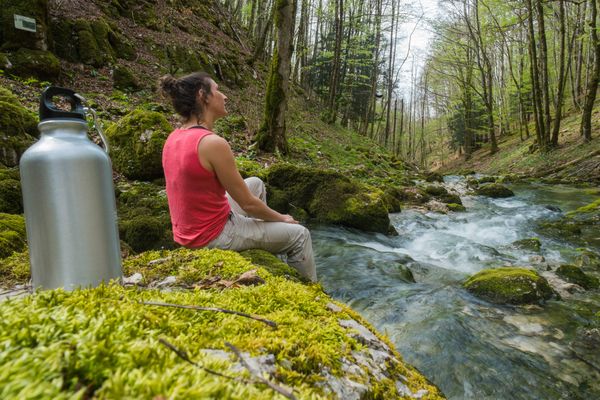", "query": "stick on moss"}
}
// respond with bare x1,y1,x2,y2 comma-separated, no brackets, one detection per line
141,301,278,328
